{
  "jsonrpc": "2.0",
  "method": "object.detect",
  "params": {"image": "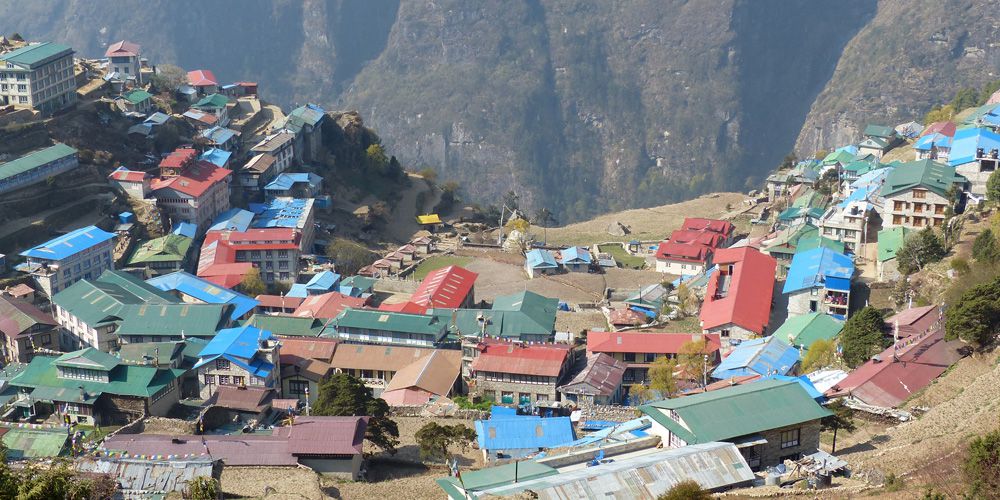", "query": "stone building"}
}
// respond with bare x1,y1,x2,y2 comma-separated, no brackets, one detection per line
469,341,572,404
